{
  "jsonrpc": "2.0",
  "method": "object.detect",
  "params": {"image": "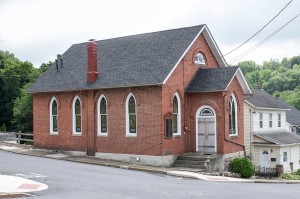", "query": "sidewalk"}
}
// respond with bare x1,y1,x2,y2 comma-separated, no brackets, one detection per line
1,142,300,185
